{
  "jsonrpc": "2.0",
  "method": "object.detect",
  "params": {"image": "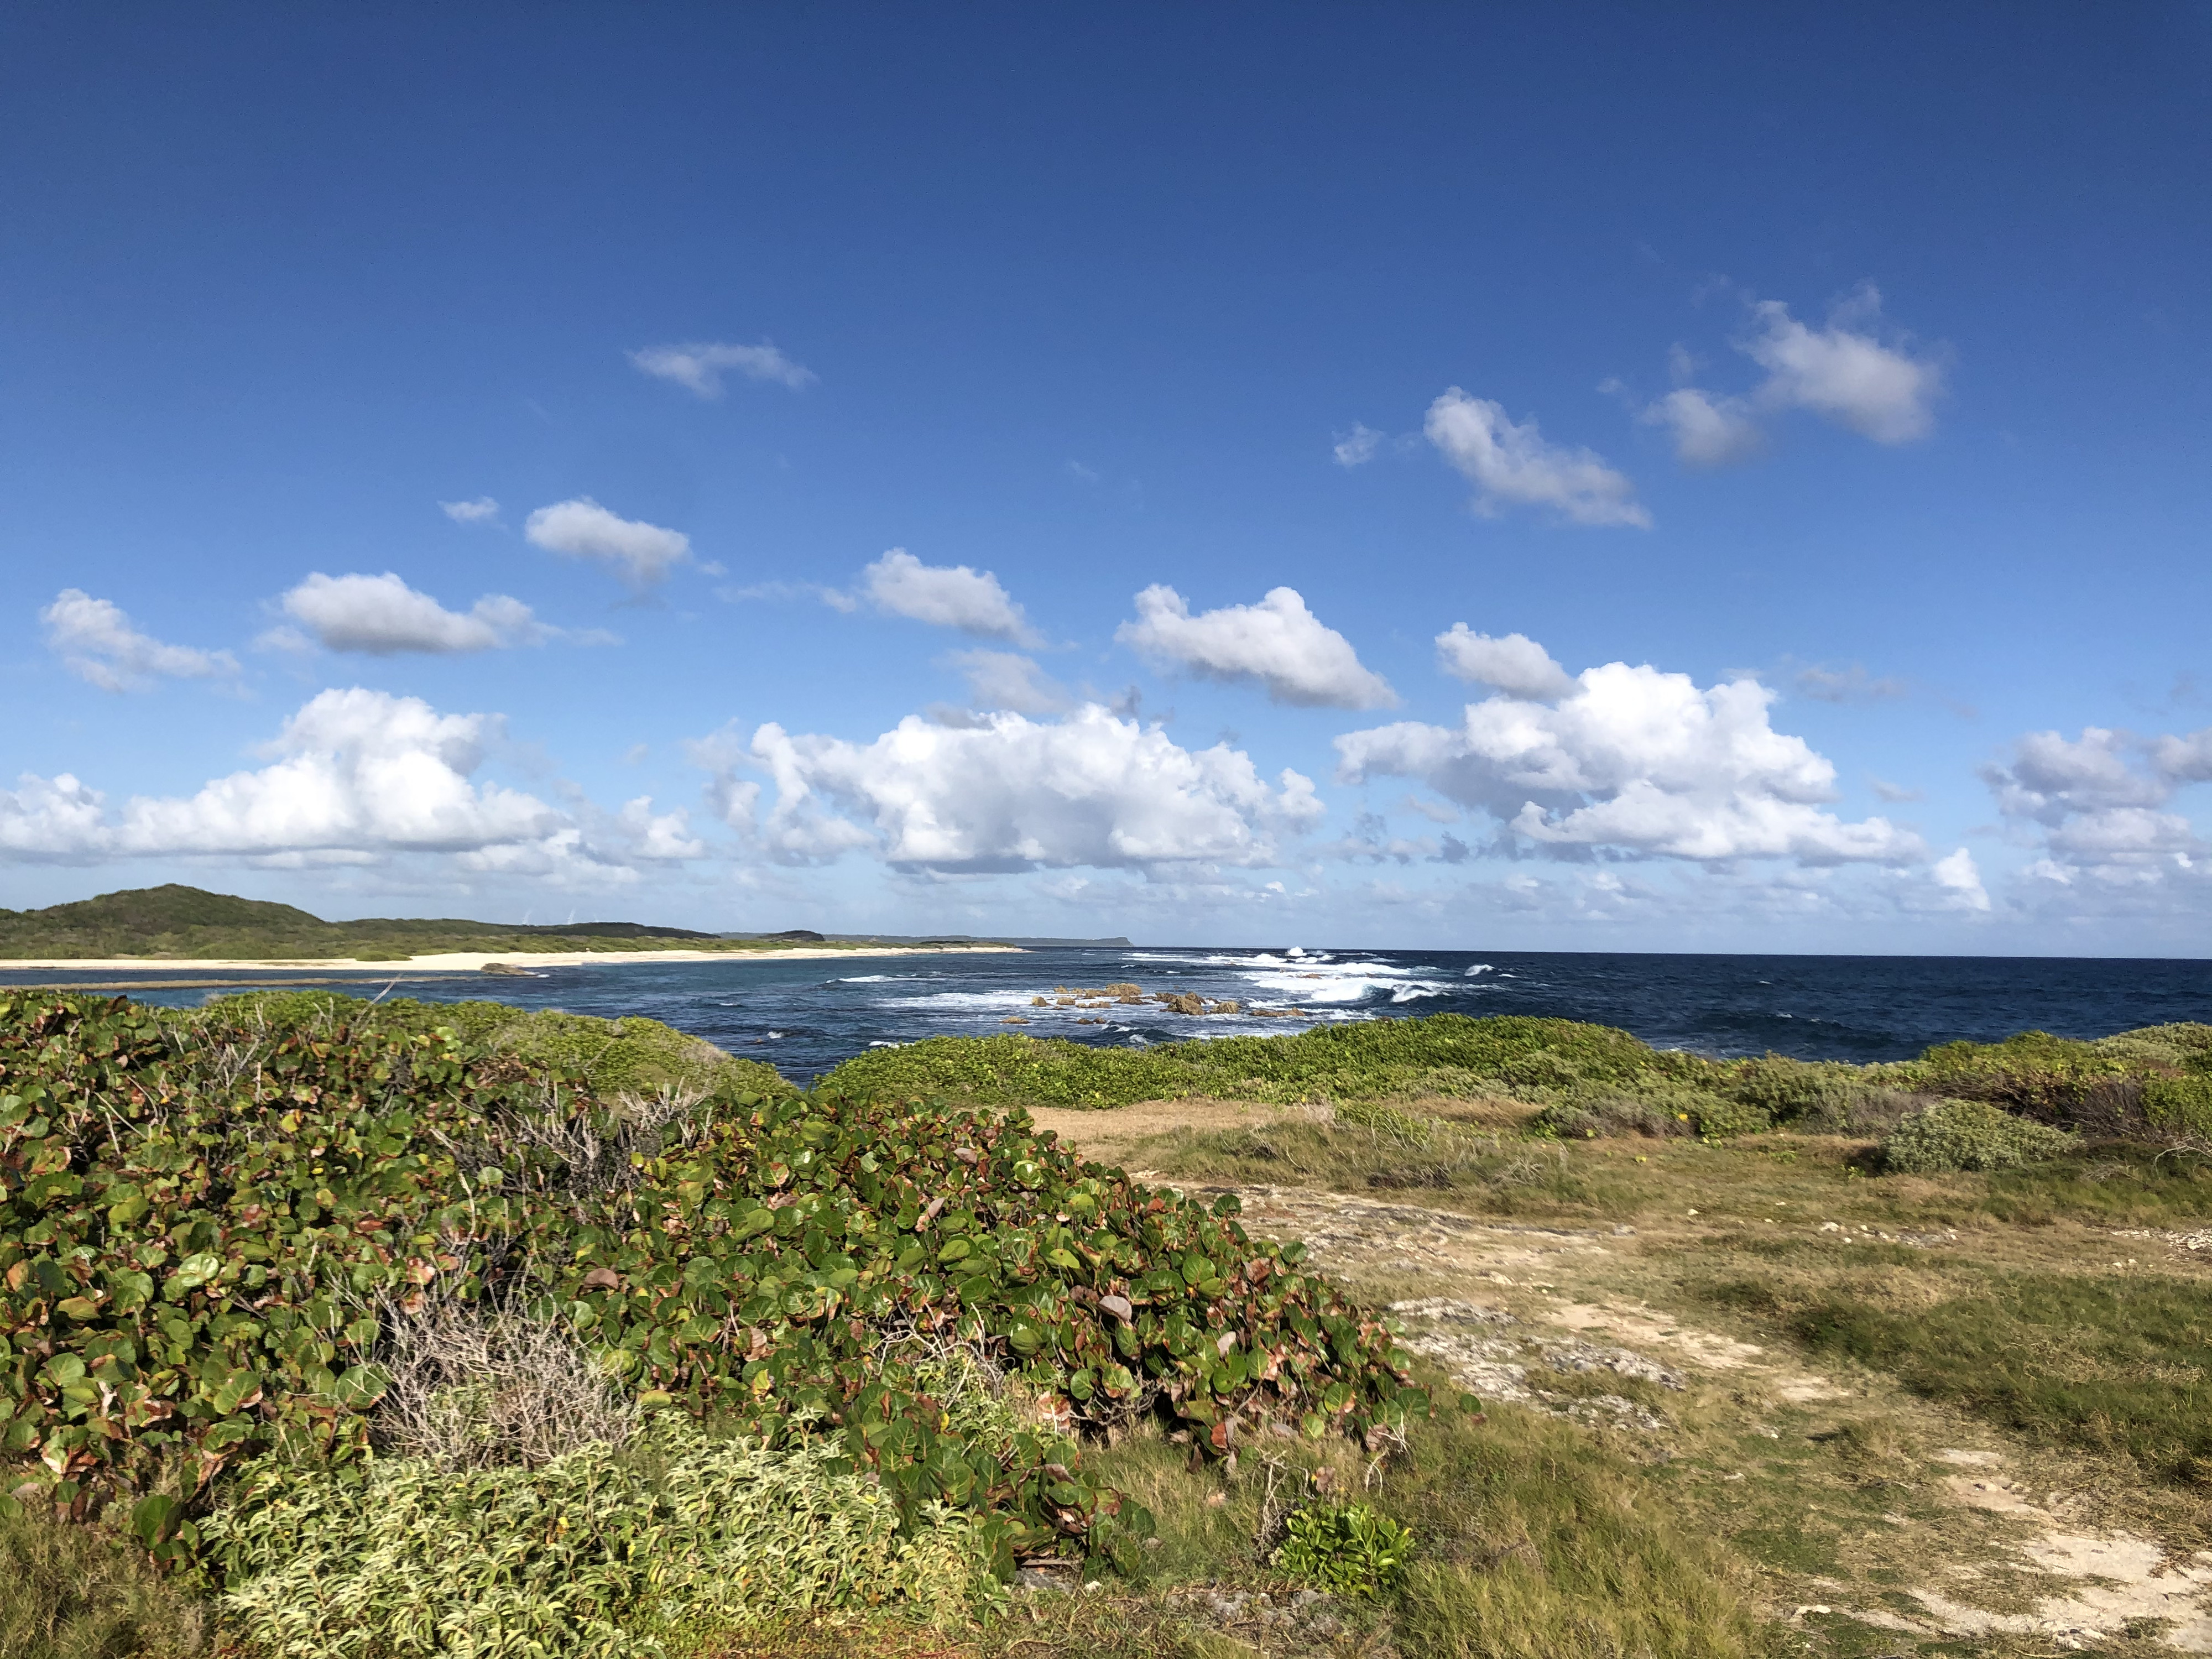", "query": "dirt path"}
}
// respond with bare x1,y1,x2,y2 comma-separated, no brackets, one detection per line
1032,1104,2212,1654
